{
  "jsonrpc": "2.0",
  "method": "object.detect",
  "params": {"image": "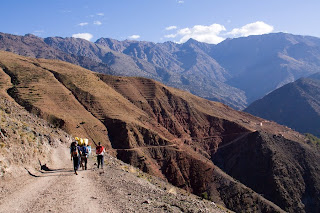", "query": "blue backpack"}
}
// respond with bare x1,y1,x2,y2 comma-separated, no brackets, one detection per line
81,146,88,156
